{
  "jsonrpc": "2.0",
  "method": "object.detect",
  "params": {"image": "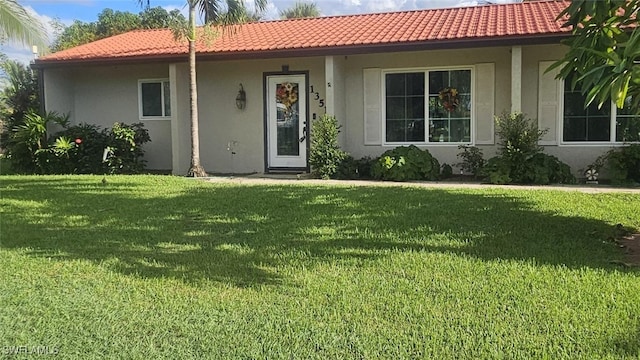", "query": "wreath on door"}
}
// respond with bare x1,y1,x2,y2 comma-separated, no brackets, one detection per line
439,87,460,112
